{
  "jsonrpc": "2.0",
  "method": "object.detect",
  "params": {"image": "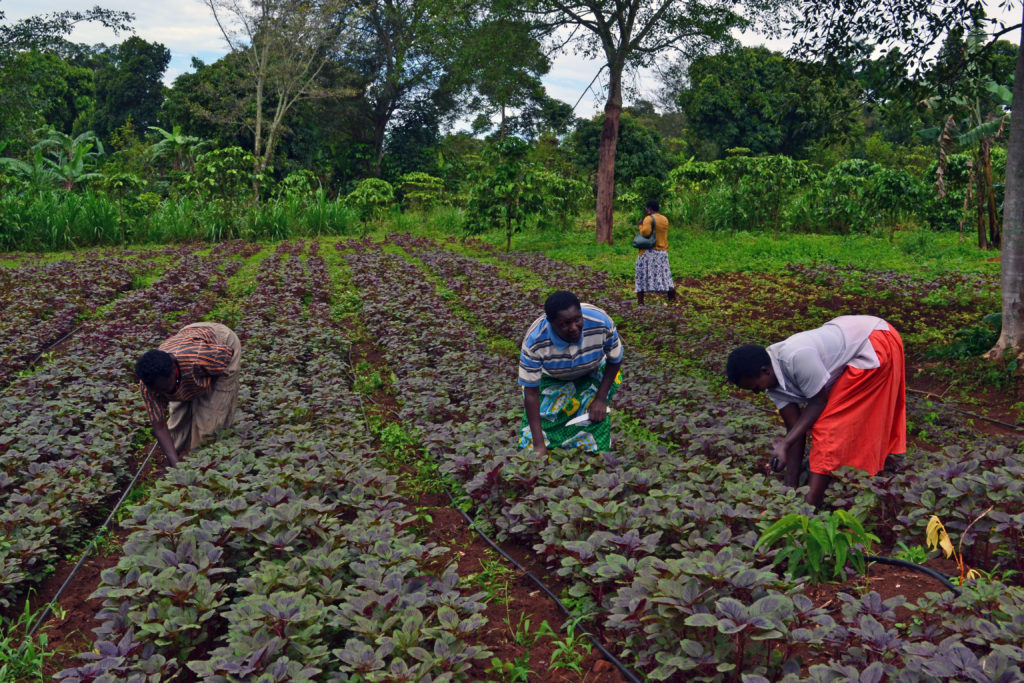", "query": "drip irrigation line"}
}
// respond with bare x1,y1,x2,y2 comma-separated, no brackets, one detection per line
443,488,644,683
24,442,158,642
342,340,642,682
866,555,961,596
27,324,83,368
906,387,1024,432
